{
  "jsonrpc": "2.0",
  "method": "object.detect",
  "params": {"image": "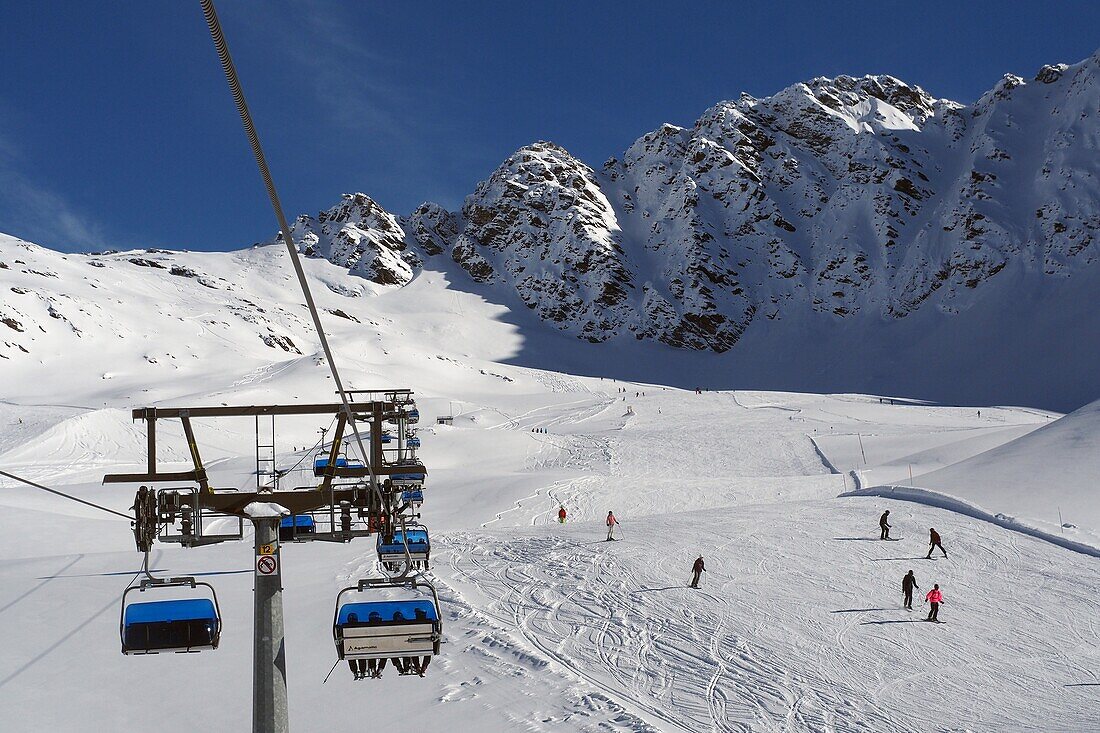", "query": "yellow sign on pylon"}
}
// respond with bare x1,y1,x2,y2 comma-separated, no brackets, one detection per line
259,543,277,555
